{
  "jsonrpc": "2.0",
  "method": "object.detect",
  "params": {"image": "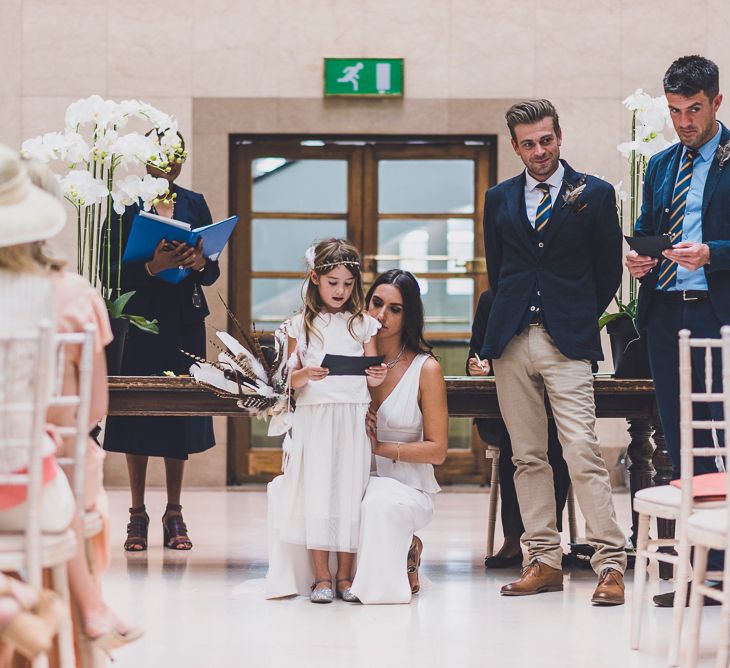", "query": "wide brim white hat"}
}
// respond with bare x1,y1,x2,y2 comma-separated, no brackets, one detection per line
0,144,66,248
